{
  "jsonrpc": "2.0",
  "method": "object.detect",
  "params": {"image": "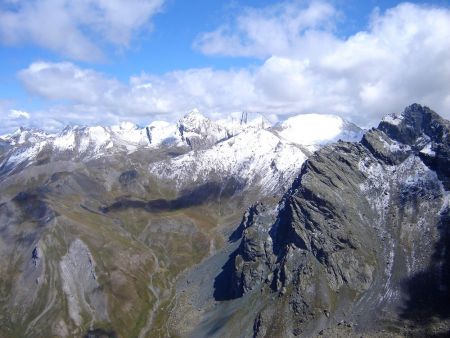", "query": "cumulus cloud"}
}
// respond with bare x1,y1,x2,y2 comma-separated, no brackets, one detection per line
10,1,450,133
0,103,34,135
18,62,120,103
194,1,338,58
18,61,259,116
9,109,30,119
195,1,450,124
0,0,164,61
